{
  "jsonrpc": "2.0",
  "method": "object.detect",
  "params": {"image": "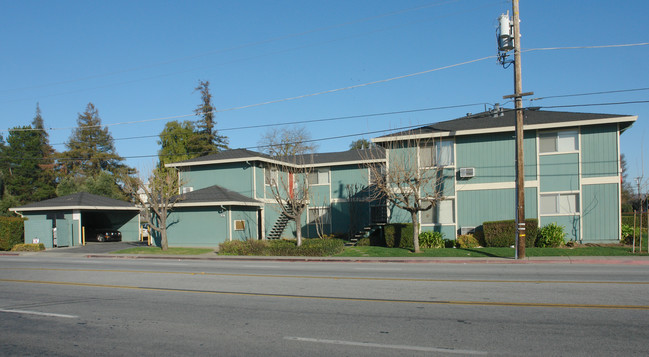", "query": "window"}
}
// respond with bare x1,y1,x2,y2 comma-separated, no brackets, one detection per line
421,199,455,224
234,220,245,231
308,168,330,185
540,193,579,215
370,164,386,184
265,167,278,185
308,207,331,224
539,130,578,153
420,140,454,167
